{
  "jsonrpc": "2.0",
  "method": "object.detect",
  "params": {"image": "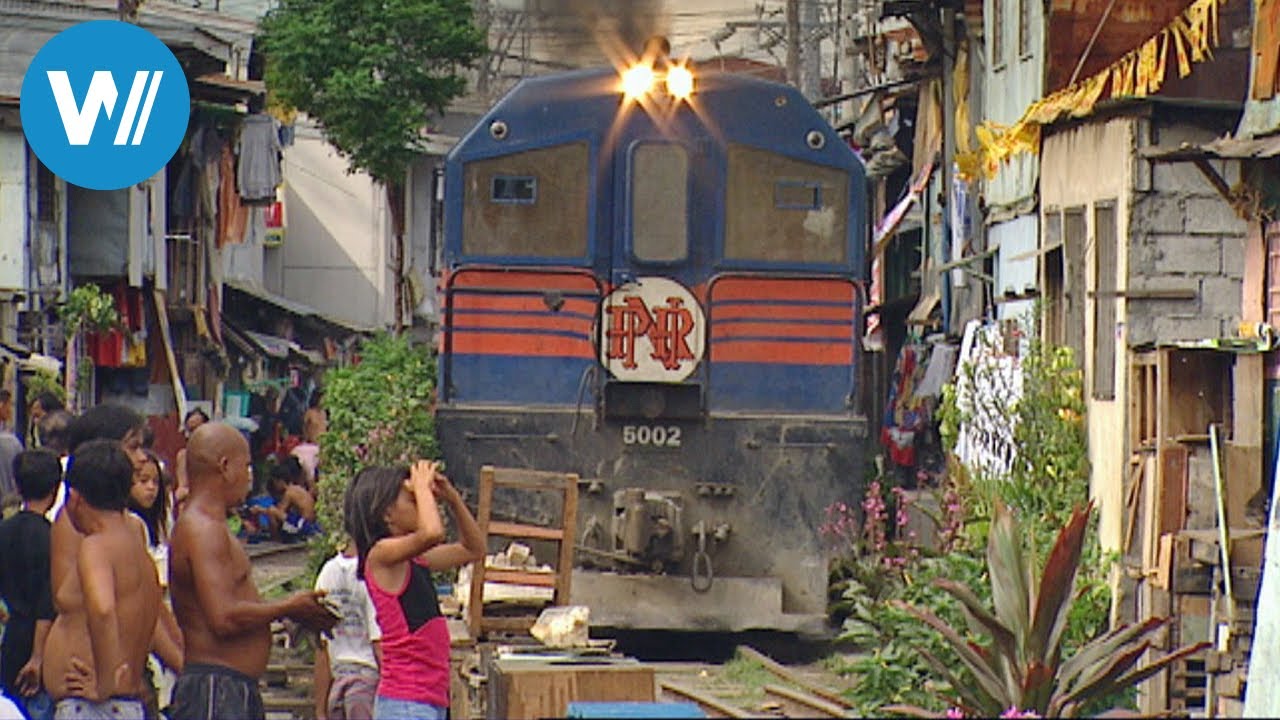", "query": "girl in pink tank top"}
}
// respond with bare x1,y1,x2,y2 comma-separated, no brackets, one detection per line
345,461,485,719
